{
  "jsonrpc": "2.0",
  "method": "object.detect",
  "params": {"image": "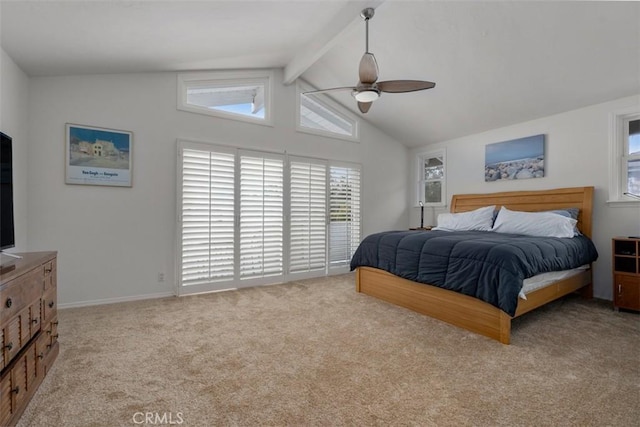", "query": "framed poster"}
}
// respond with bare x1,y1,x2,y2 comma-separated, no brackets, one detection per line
485,134,545,182
65,123,133,187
